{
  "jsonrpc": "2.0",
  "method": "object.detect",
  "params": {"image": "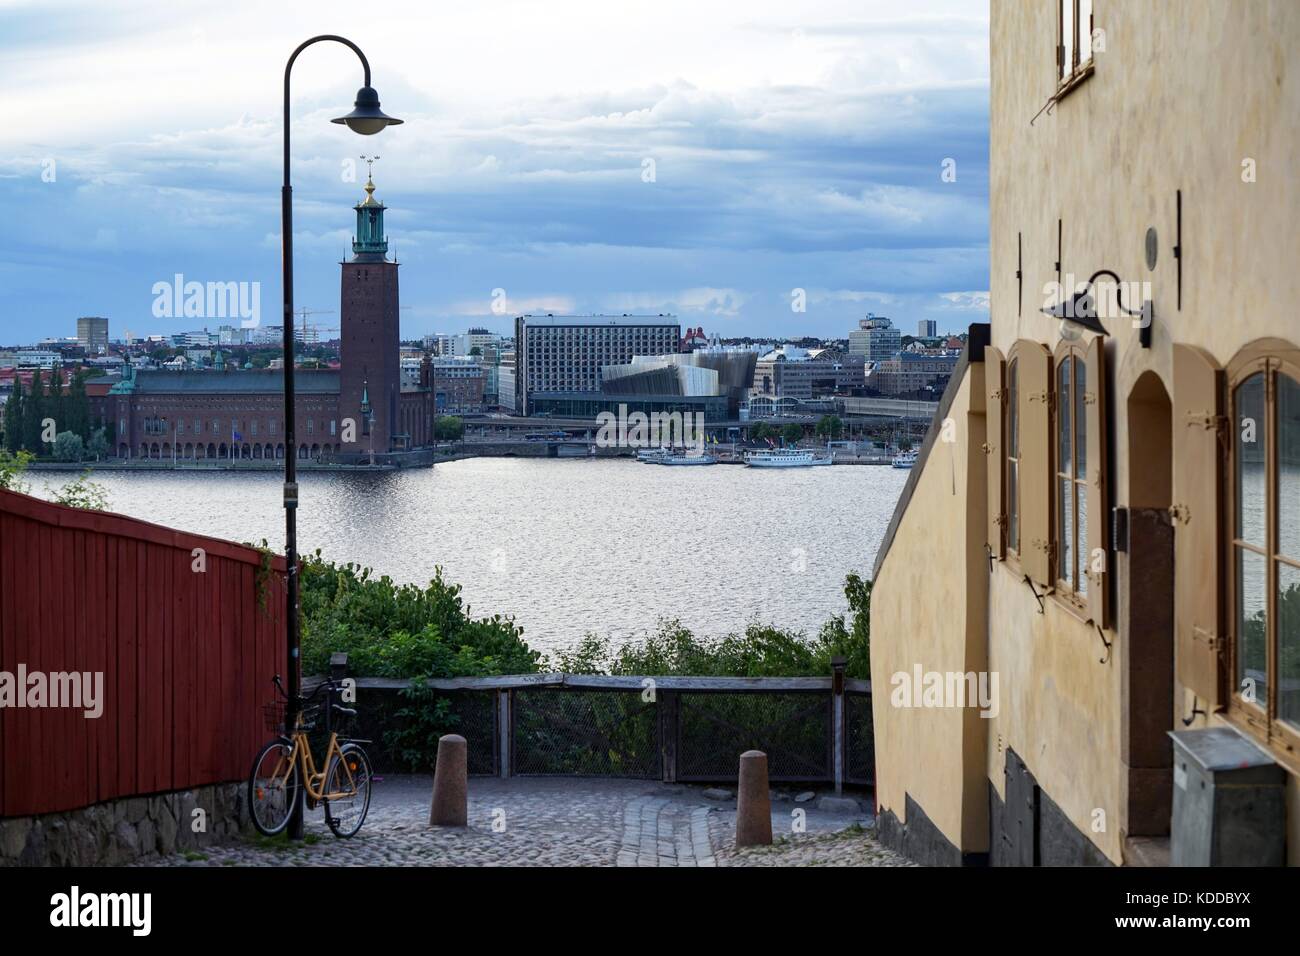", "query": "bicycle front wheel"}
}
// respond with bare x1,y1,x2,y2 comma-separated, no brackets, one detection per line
323,743,373,839
248,739,300,836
